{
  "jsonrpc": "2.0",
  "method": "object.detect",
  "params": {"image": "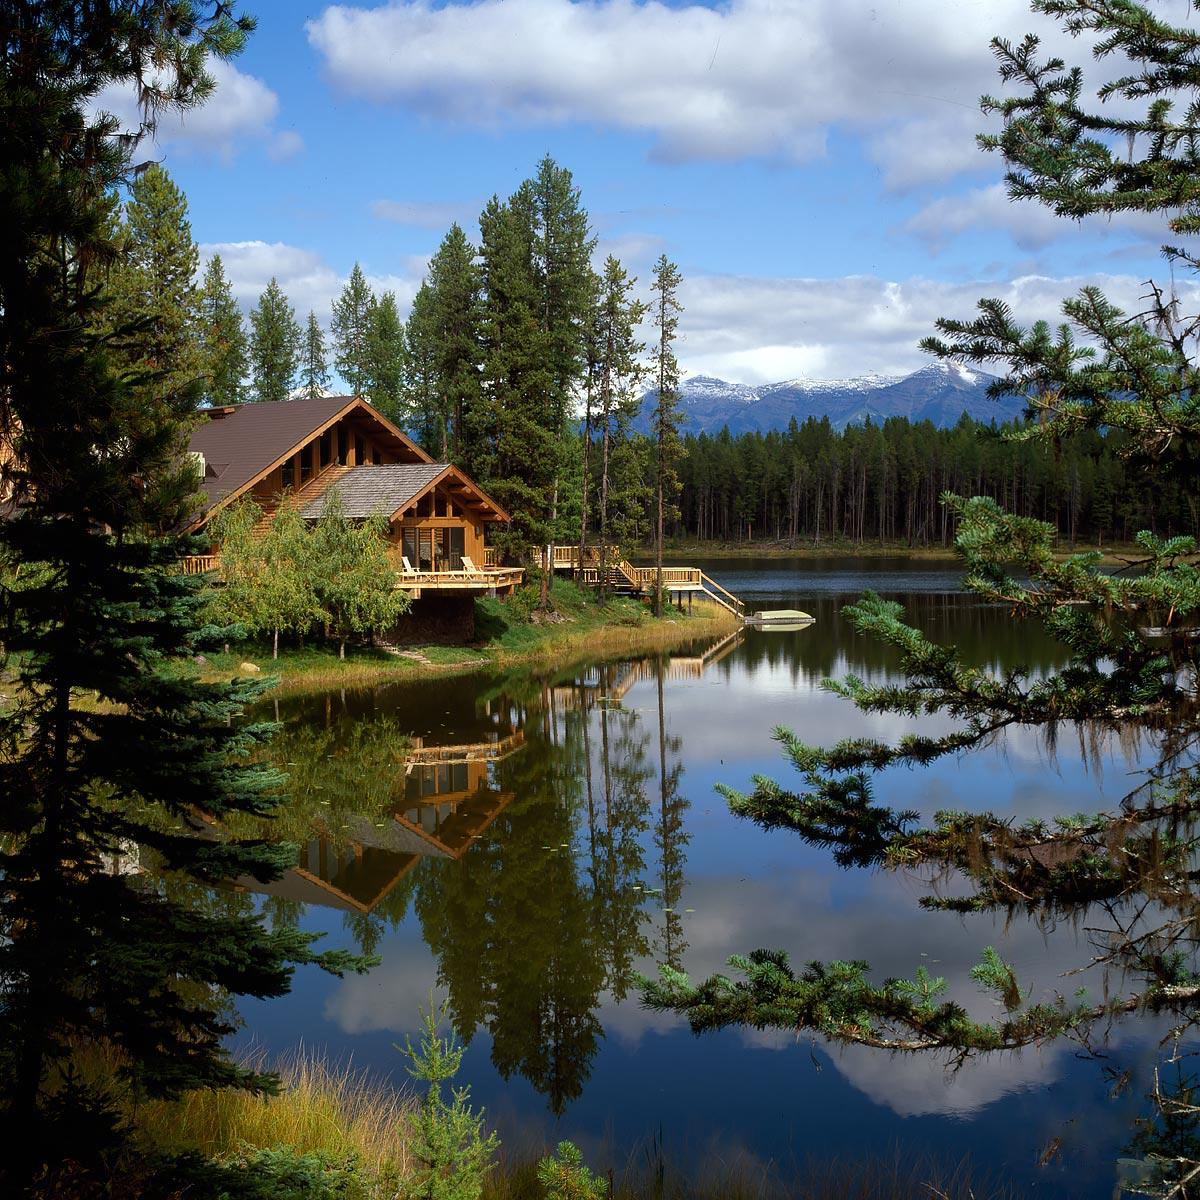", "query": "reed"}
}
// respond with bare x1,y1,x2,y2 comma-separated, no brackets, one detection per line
131,1048,416,1183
